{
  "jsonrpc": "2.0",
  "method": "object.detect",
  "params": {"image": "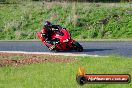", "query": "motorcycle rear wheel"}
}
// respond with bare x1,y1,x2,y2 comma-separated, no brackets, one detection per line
72,41,83,52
